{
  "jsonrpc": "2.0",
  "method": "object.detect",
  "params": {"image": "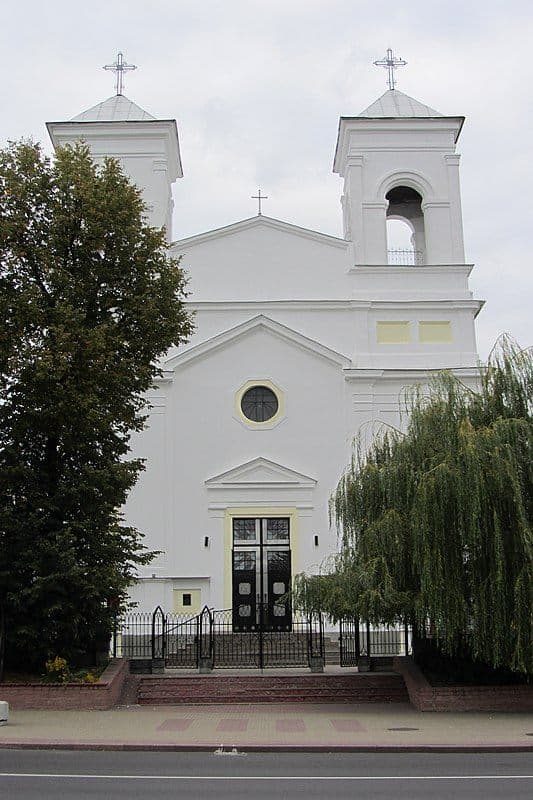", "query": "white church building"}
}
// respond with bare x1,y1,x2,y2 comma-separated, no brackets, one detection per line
47,71,483,628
